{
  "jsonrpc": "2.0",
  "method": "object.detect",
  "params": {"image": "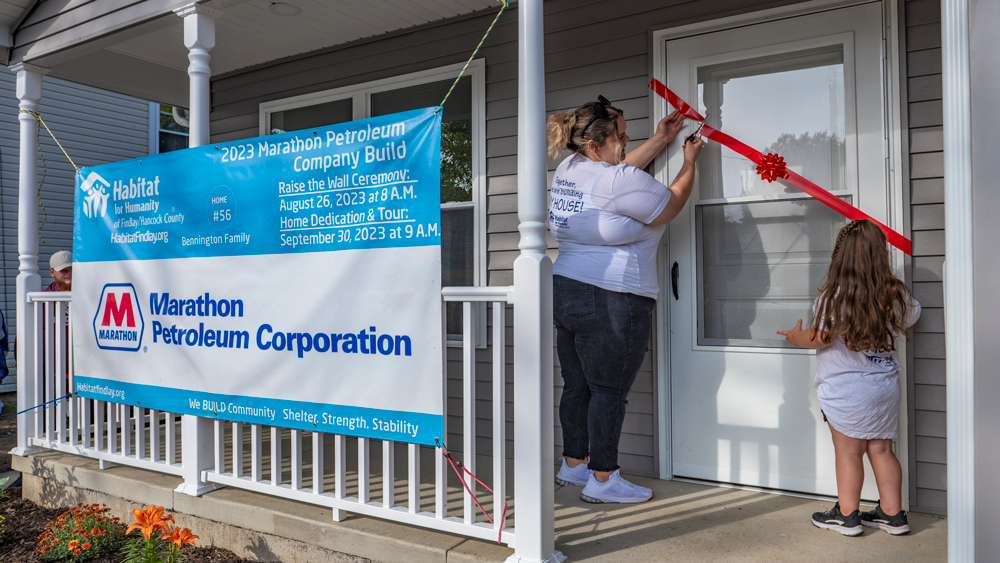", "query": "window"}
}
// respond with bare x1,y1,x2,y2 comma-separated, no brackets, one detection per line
150,103,190,154
260,62,486,344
